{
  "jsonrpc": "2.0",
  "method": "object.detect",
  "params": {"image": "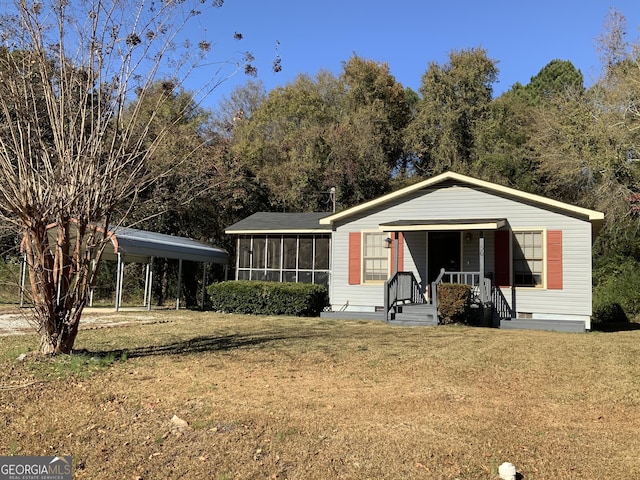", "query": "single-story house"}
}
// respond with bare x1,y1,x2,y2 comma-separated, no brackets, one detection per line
225,172,604,332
